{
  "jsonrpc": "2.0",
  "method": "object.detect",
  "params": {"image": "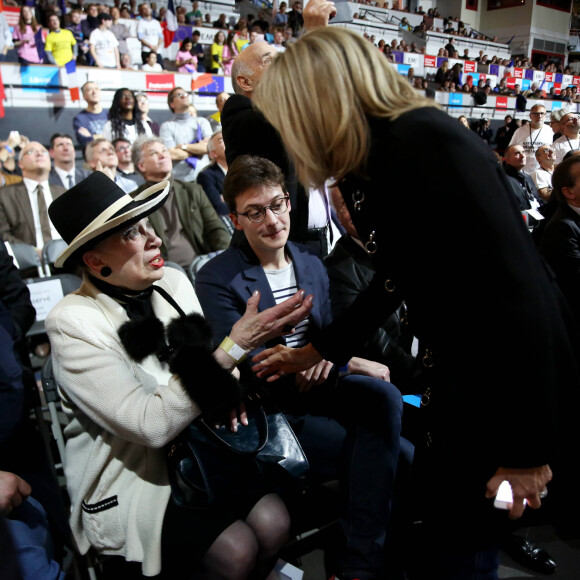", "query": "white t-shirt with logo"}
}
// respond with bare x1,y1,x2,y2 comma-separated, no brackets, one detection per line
89,28,119,68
